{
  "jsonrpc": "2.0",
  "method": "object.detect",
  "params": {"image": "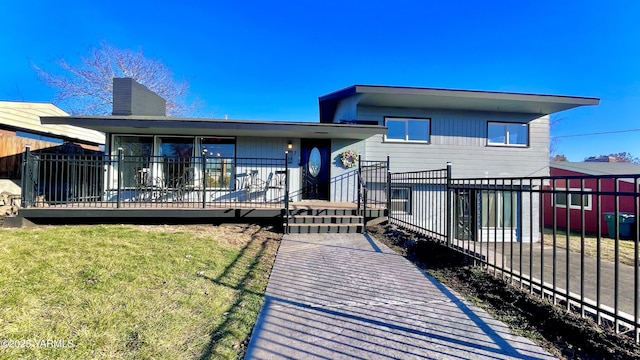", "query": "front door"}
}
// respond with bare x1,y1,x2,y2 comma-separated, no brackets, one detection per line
300,139,330,200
